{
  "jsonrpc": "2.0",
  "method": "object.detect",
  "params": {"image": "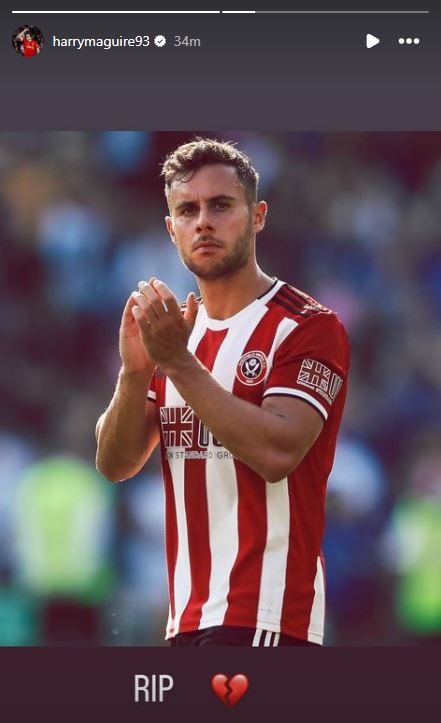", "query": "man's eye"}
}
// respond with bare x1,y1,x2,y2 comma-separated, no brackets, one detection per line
182,207,196,215
215,202,229,210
